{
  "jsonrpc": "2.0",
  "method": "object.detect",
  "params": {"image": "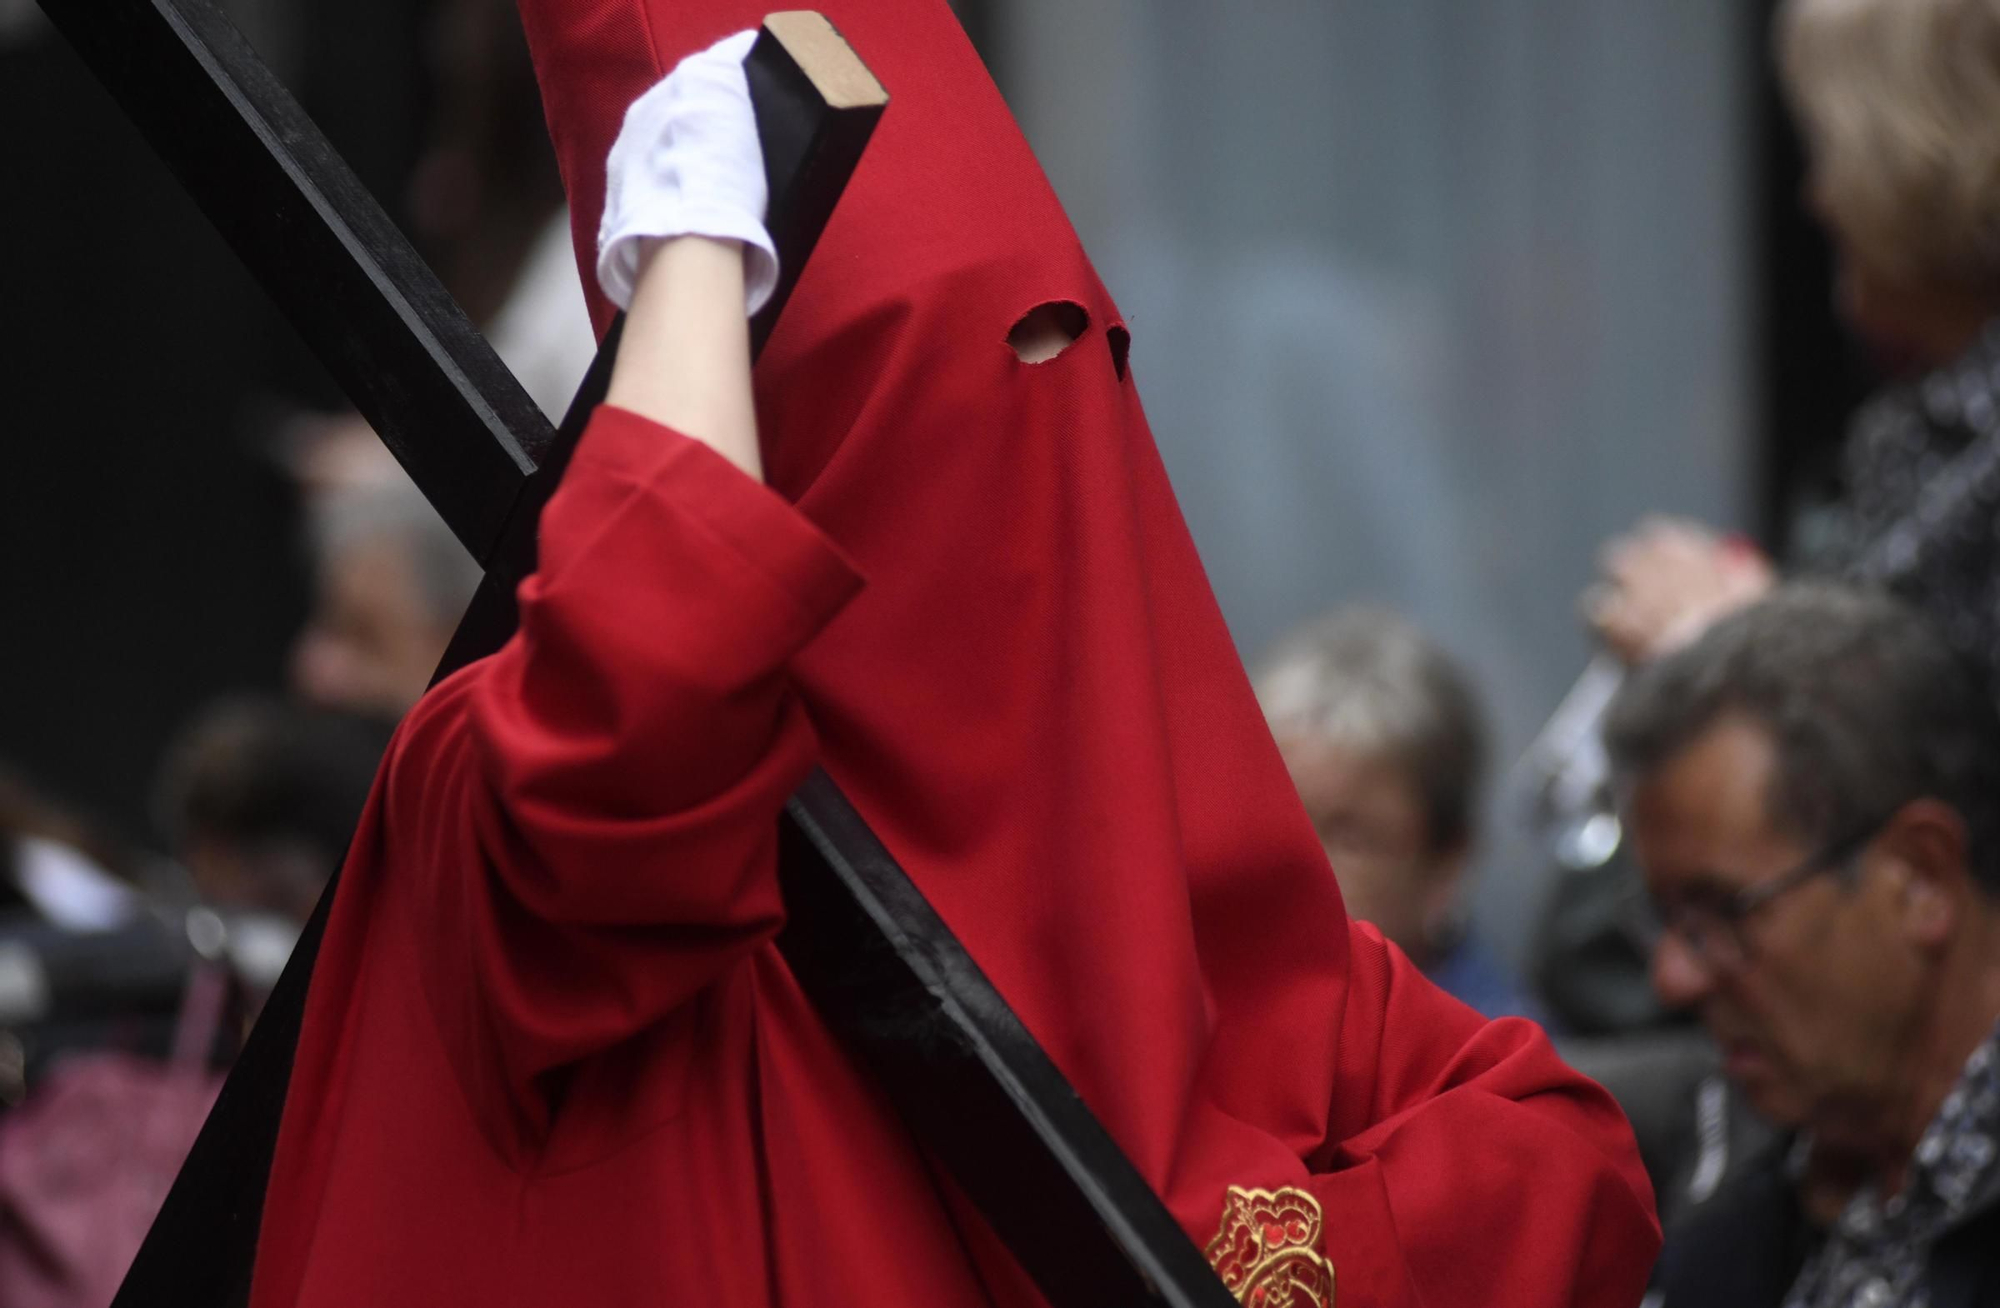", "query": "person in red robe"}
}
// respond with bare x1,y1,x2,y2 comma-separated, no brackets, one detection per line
250,5,1661,1305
